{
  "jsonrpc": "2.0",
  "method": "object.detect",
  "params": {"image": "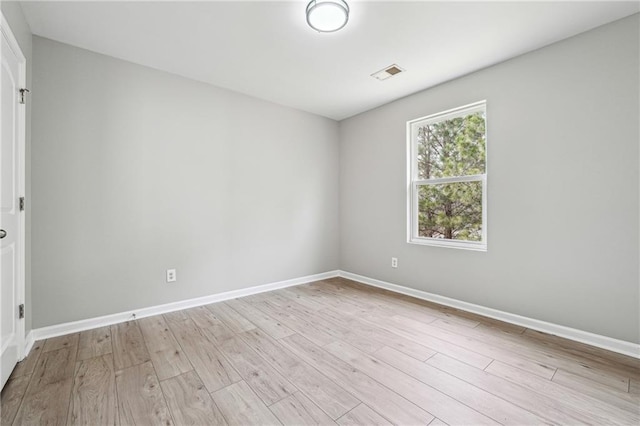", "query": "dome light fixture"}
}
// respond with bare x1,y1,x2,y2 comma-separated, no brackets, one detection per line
306,0,350,33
